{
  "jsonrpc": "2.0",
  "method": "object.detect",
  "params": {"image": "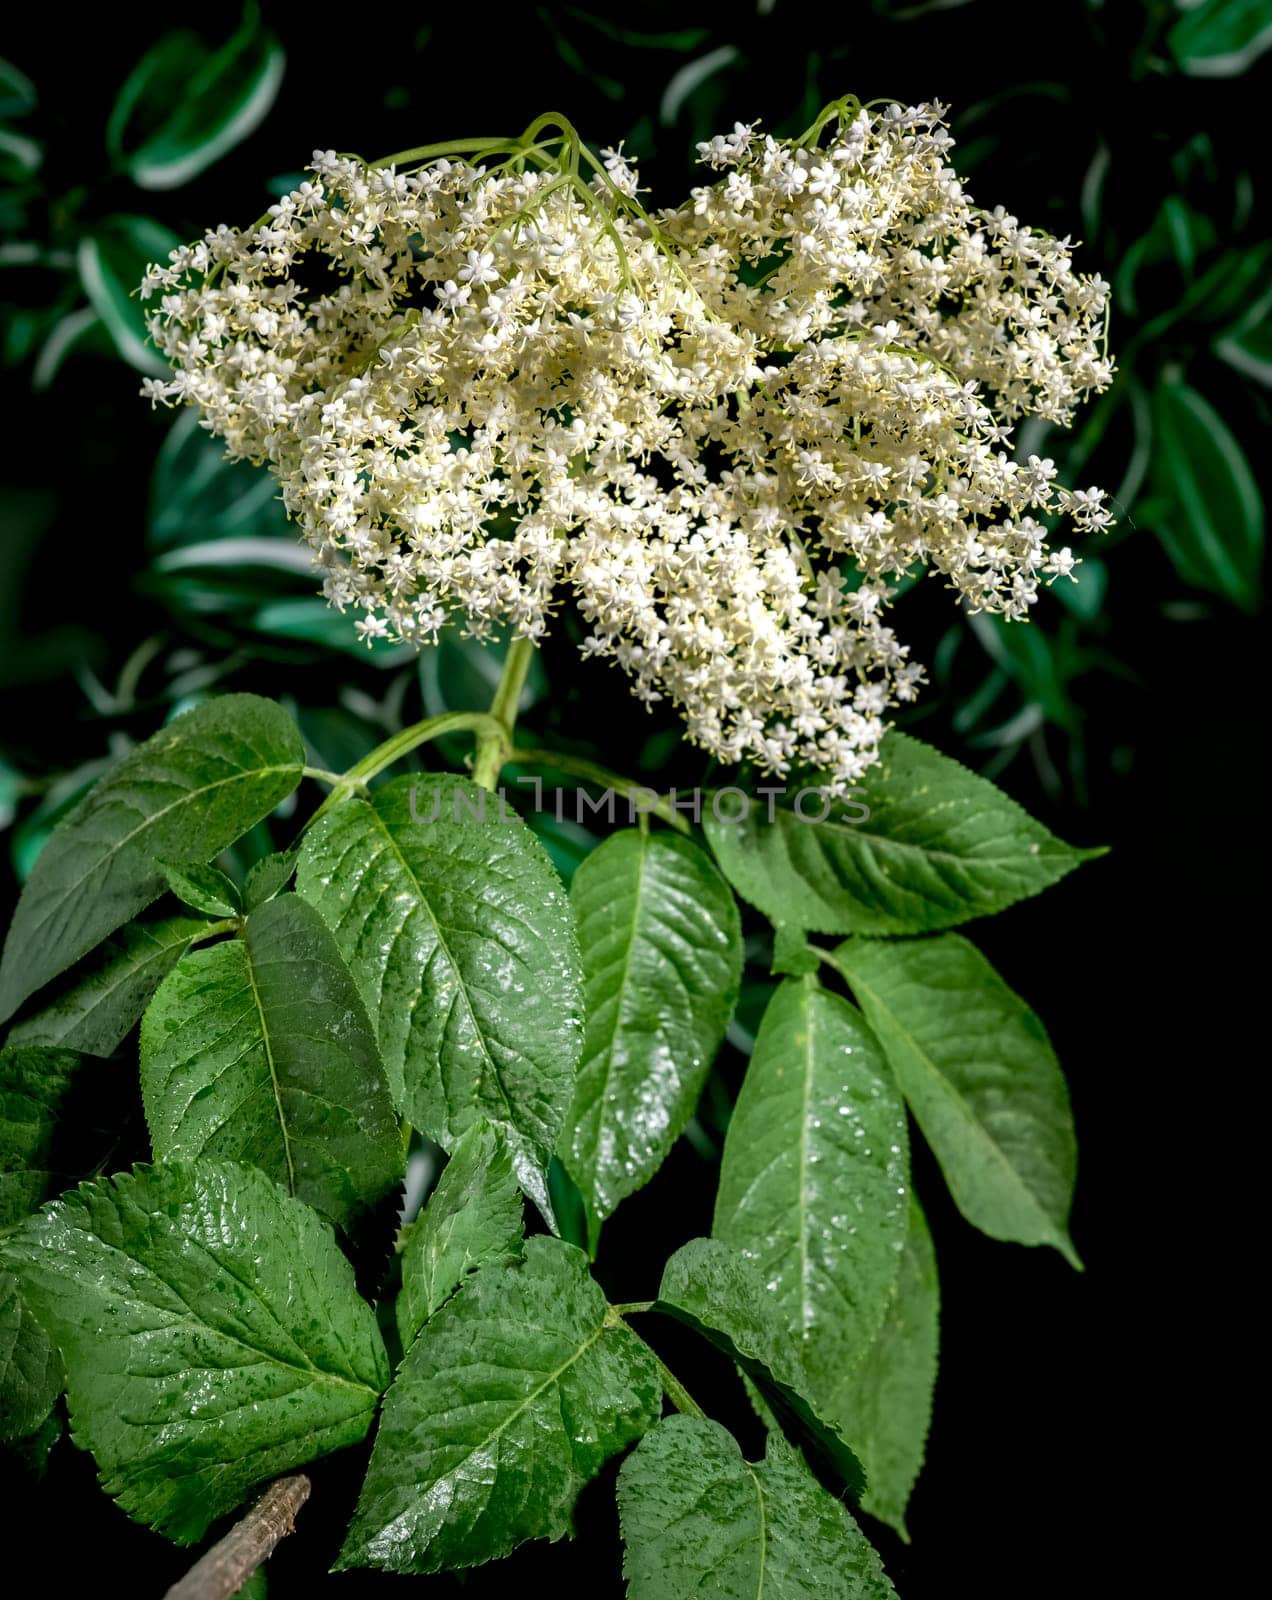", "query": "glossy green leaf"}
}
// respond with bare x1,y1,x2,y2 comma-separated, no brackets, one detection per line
338,1236,660,1574
834,934,1079,1265
157,859,241,917
833,1200,939,1539
140,896,401,1232
1,1160,387,1543
8,917,205,1057
704,733,1098,936
1152,382,1264,610
1168,0,1272,76
656,1238,864,1496
0,1270,61,1441
713,979,909,1395
77,215,183,374
111,11,285,190
0,695,305,1023
523,809,597,887
618,1416,897,1600
395,1119,523,1352
562,830,741,1232
243,849,295,909
296,775,583,1217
